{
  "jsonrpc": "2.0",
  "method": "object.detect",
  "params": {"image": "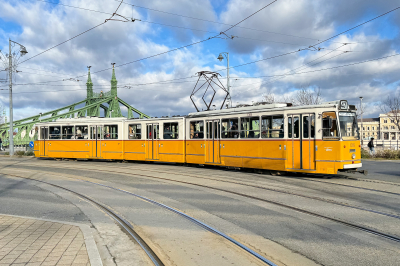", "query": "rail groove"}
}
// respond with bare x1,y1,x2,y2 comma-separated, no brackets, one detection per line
5,173,164,266
42,163,400,244
106,164,400,220
5,162,400,244
5,172,278,266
